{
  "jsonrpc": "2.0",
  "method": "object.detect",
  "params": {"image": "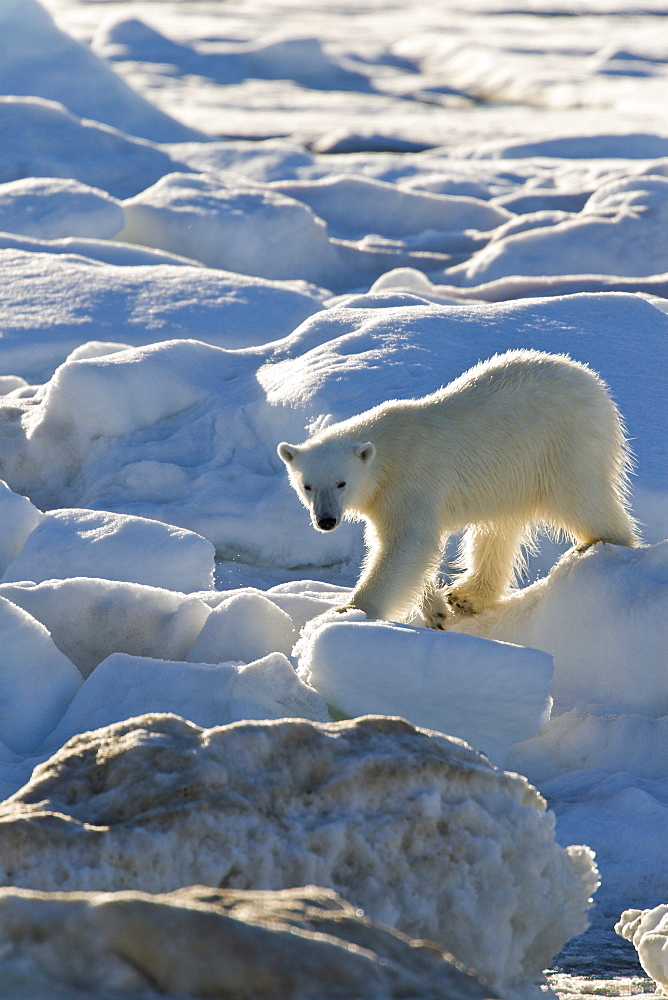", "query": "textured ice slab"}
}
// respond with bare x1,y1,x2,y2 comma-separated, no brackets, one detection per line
0,713,598,999
296,614,553,766
616,905,668,992
0,884,497,1000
